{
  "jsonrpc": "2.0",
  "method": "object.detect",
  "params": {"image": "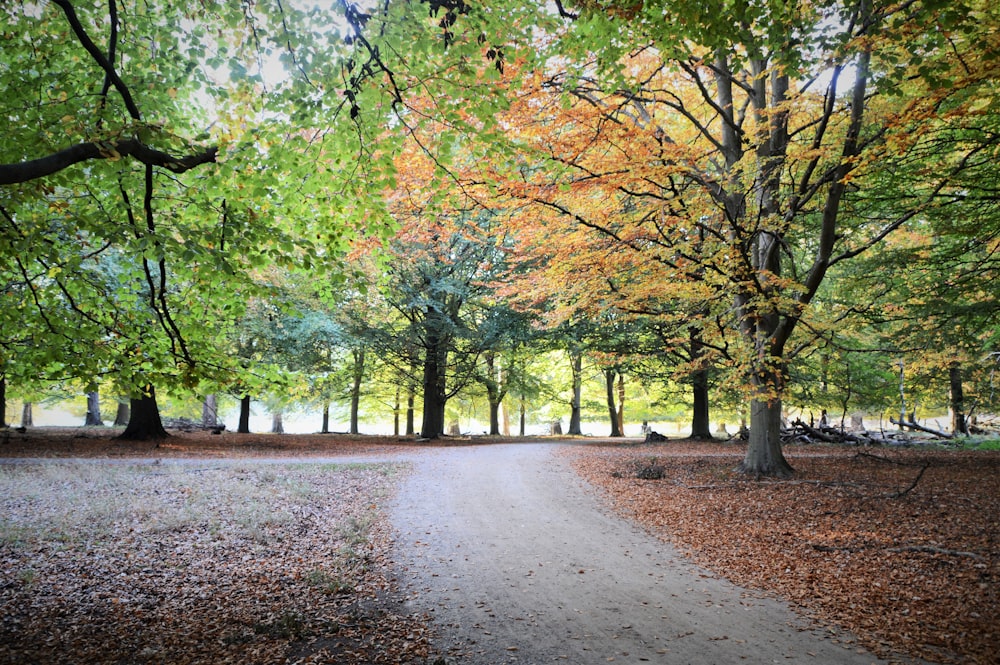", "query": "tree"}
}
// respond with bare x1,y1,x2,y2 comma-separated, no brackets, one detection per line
1,1,395,434
84,387,104,426
472,0,999,474
119,386,168,441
